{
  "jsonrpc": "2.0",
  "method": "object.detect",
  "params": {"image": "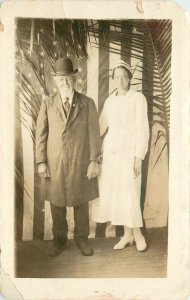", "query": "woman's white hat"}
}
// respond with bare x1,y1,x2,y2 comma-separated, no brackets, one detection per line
113,60,132,77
